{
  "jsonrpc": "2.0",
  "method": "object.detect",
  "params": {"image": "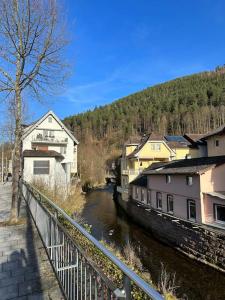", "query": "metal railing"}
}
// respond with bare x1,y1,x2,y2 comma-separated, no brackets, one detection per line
32,135,68,144
20,180,163,300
